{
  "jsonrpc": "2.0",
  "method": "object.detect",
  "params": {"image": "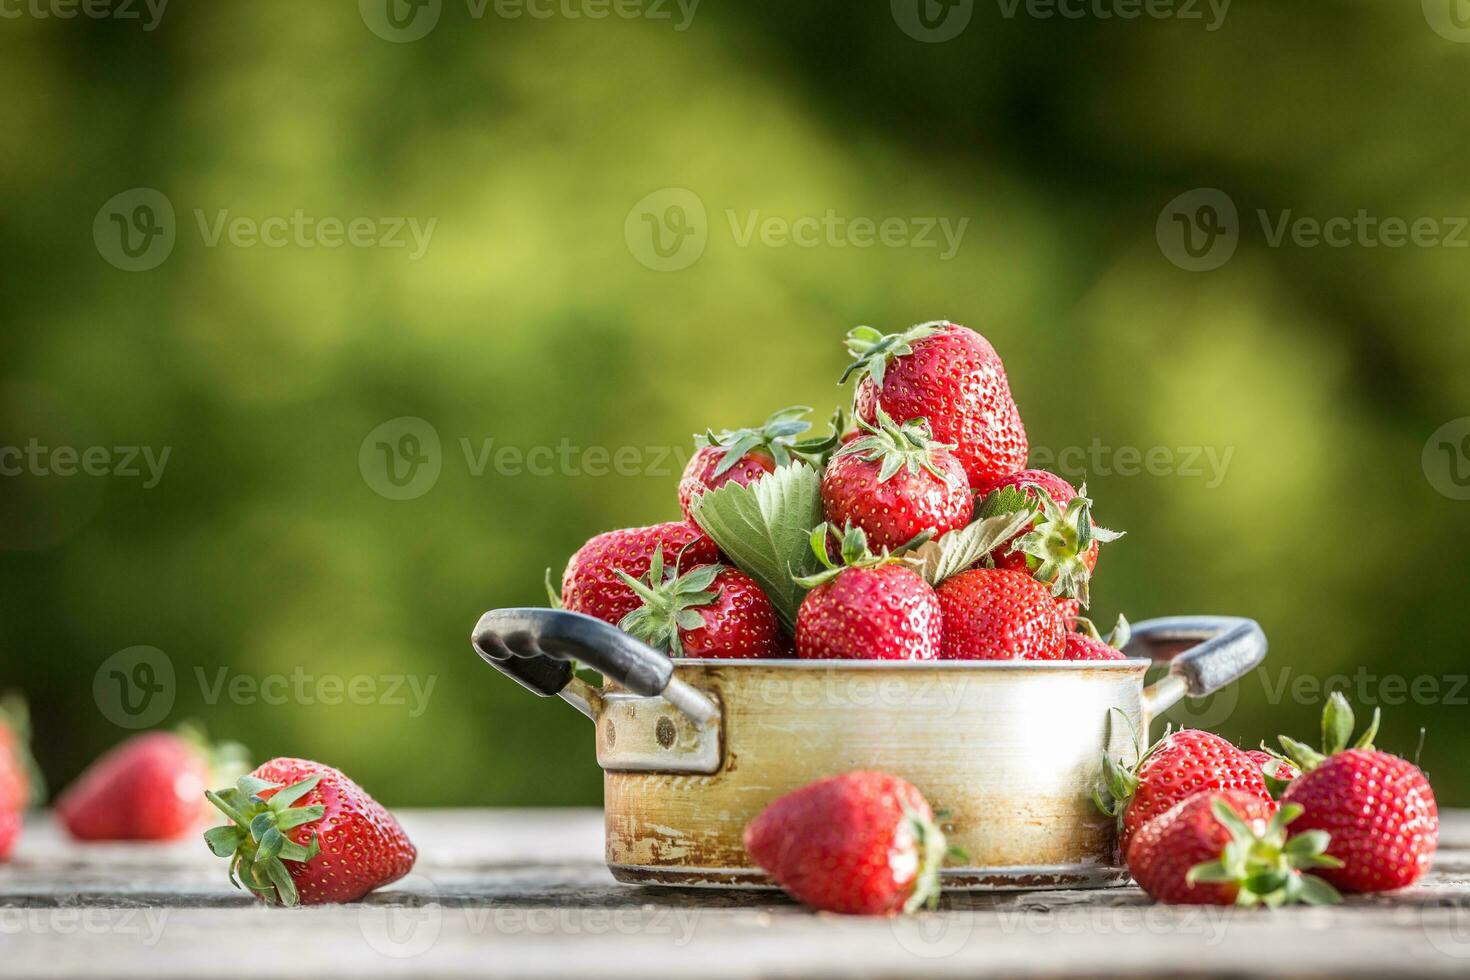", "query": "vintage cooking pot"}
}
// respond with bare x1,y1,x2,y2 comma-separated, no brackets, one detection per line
471,608,1266,890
